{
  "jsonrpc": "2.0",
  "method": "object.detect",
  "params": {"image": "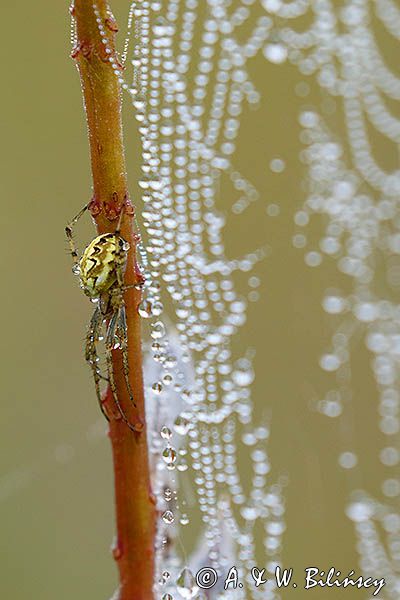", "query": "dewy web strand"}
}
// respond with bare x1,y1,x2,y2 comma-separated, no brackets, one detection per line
68,1,400,598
